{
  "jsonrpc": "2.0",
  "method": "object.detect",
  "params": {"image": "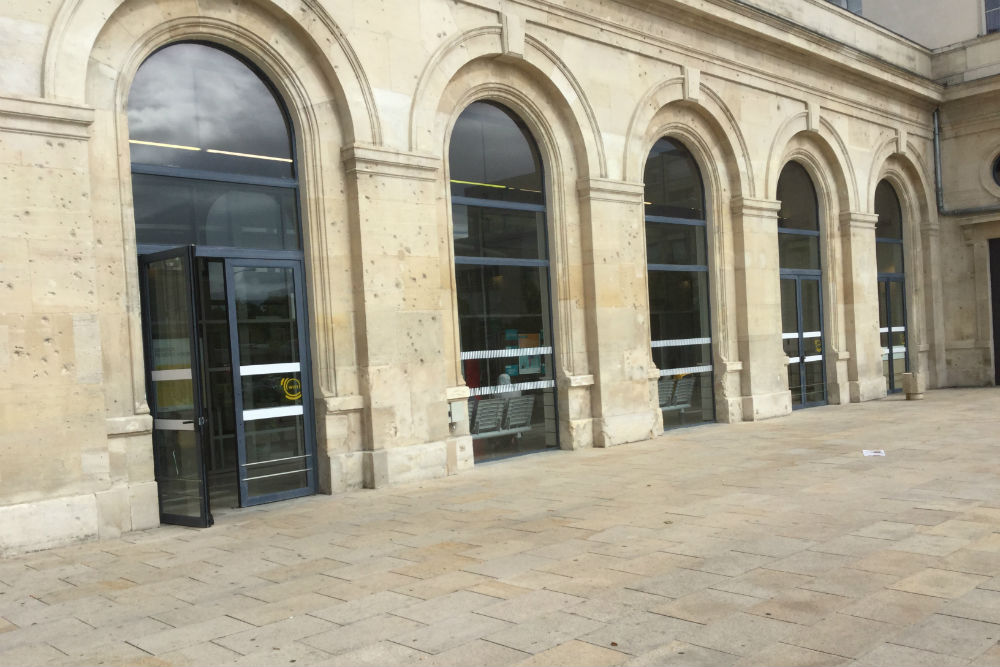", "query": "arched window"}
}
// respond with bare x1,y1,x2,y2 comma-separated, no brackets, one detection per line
128,42,299,250
874,180,908,392
129,43,315,526
643,138,714,429
777,162,826,408
449,101,557,461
